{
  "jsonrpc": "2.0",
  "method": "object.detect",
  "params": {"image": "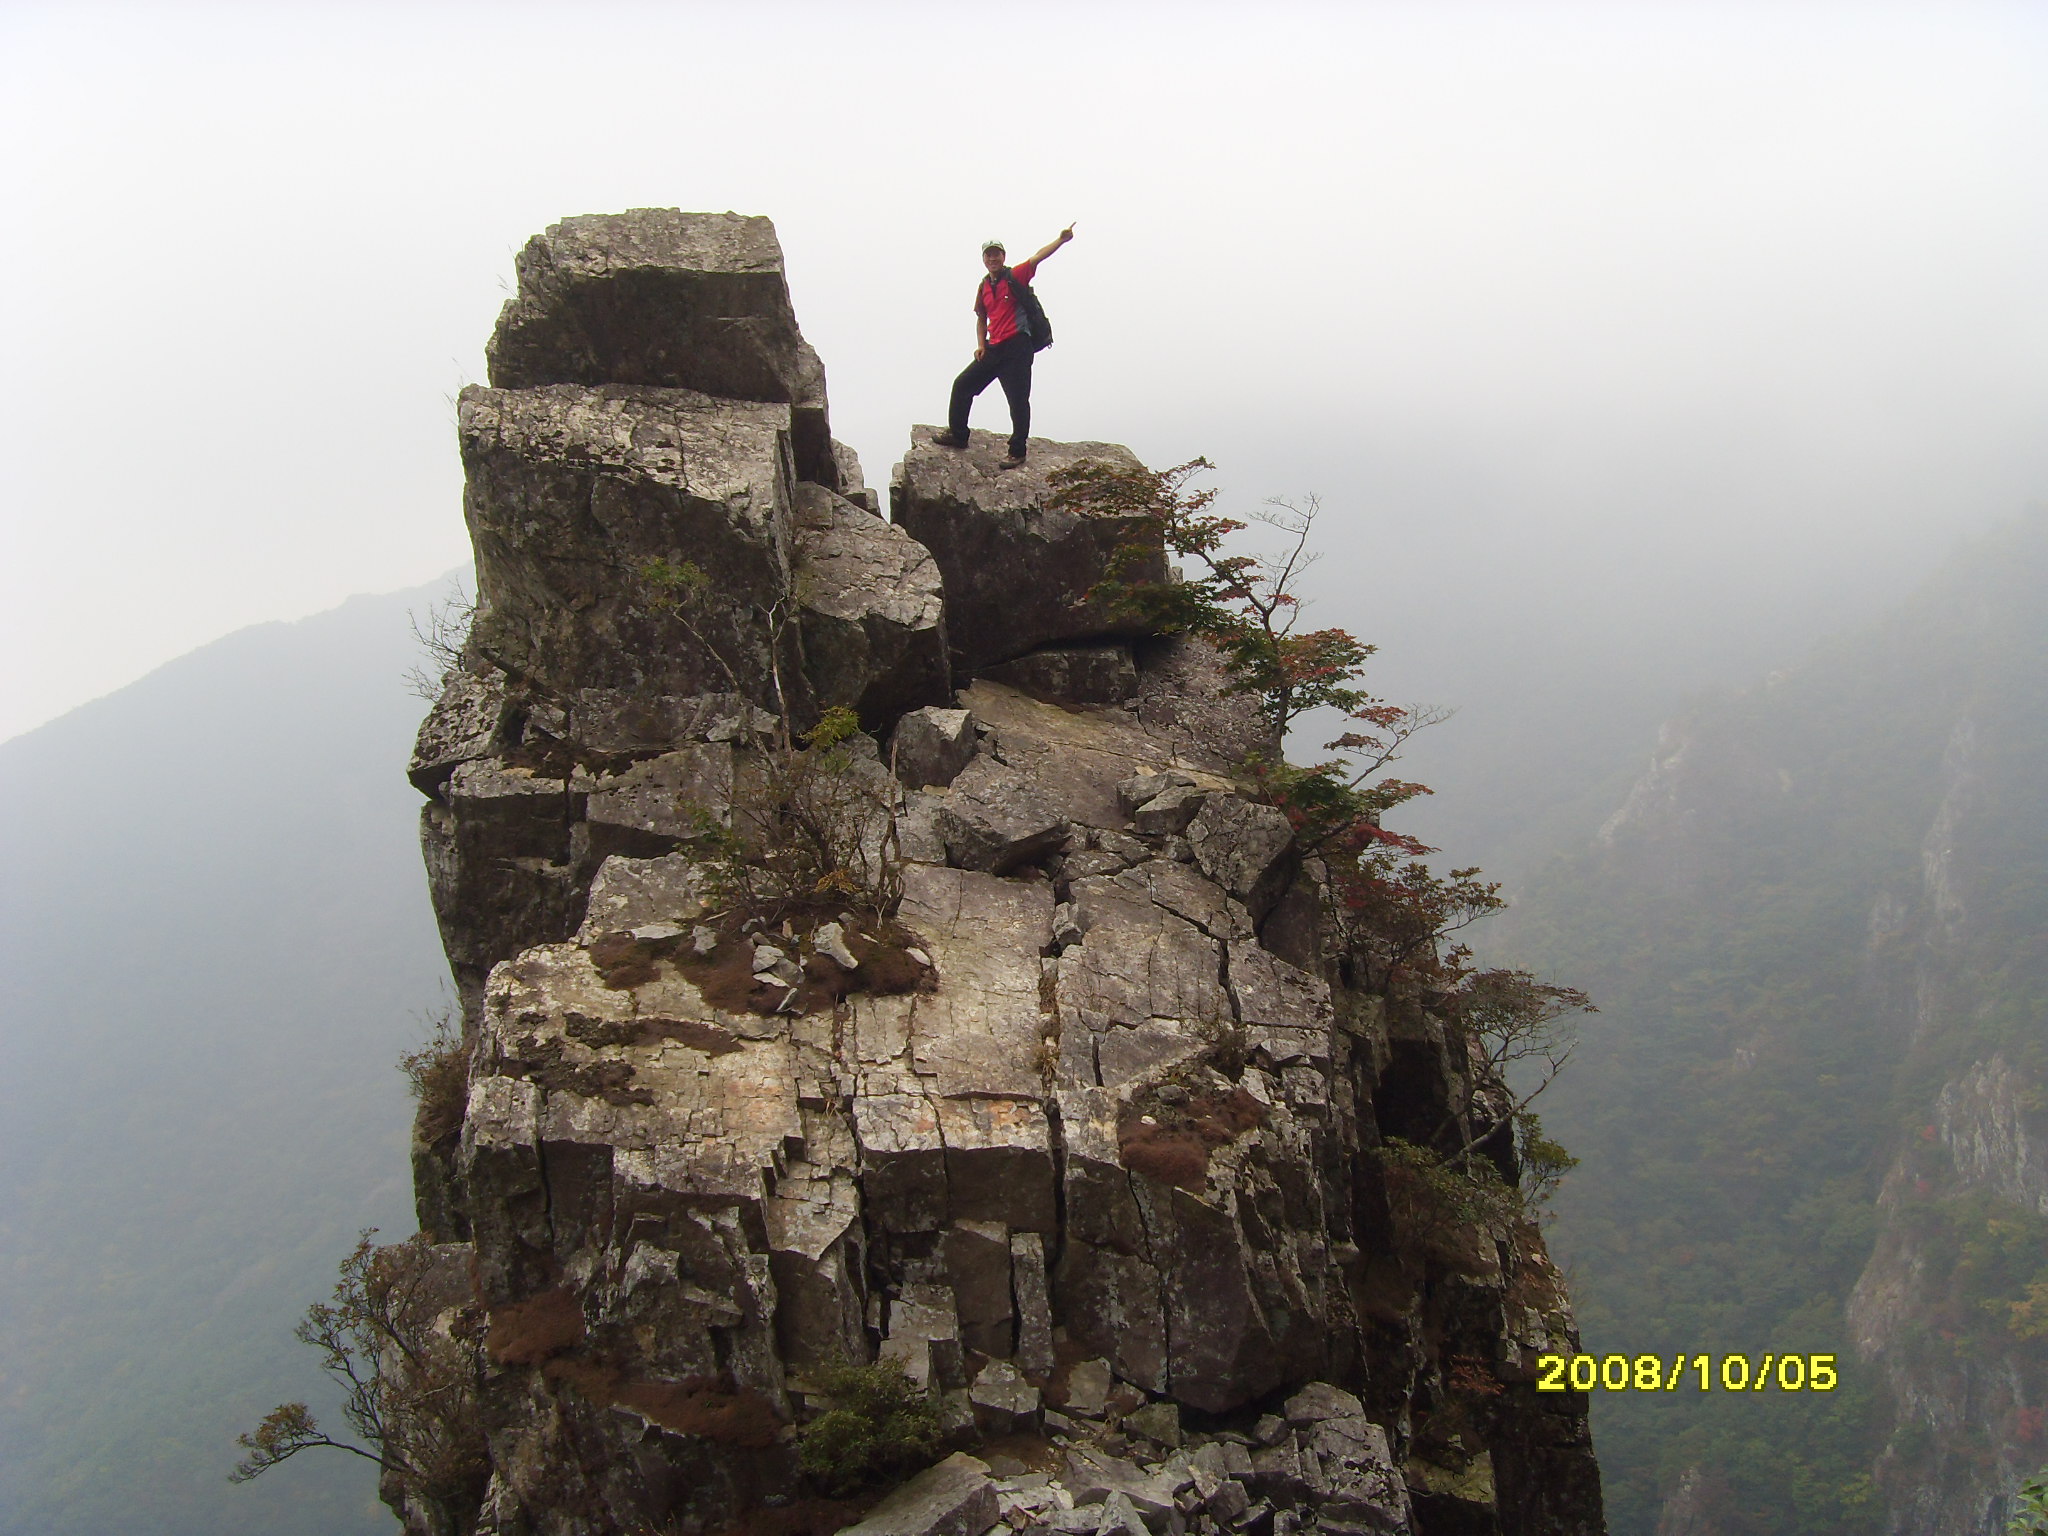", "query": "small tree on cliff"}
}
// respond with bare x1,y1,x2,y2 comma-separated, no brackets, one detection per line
231,1232,487,1527
1053,456,1478,980
1051,457,1593,1185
